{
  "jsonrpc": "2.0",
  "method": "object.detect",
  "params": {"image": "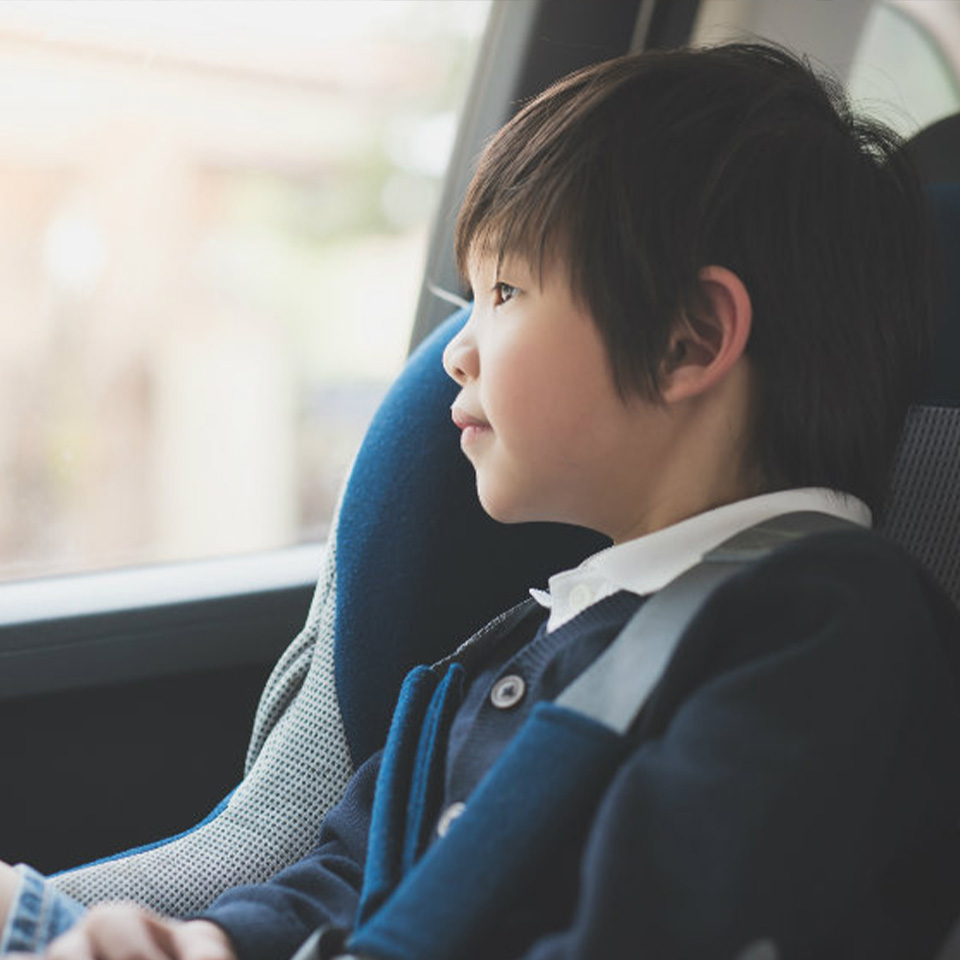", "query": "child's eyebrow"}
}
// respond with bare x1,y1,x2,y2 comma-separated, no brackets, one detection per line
494,254,535,283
